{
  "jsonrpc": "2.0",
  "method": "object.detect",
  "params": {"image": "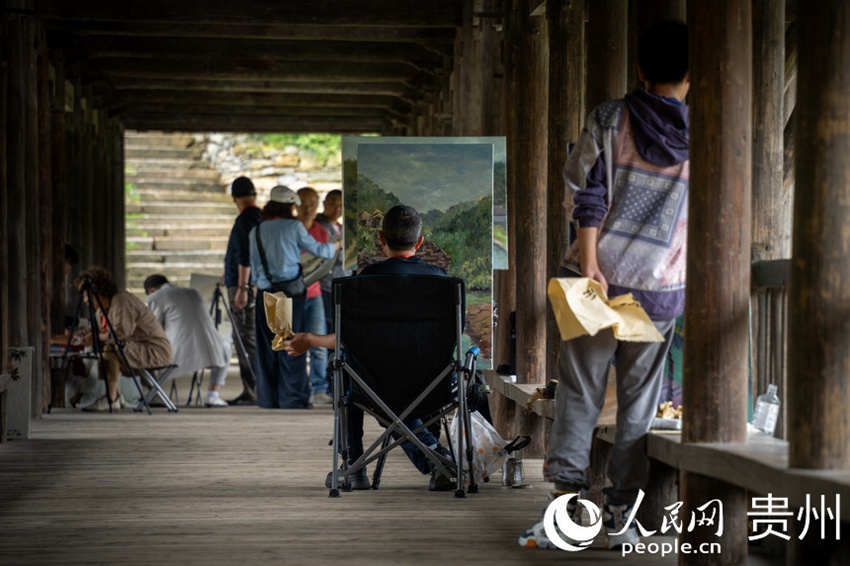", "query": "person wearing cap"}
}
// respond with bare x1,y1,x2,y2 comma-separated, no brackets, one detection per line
248,185,341,409
224,176,261,406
